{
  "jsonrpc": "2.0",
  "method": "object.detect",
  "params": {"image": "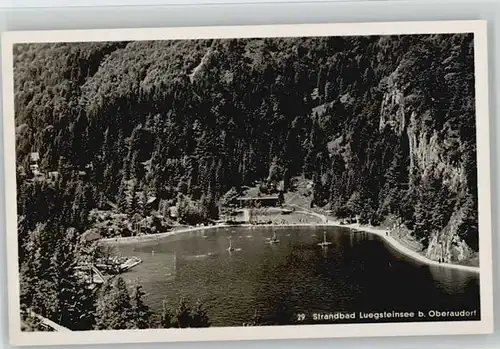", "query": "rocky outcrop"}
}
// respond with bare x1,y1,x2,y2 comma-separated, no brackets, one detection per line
188,48,213,83
379,71,406,137
425,208,475,263
379,67,474,263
